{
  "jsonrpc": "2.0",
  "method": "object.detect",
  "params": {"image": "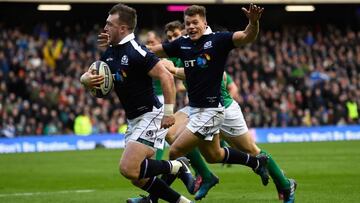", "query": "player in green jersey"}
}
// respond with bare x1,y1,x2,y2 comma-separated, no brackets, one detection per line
145,31,167,161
